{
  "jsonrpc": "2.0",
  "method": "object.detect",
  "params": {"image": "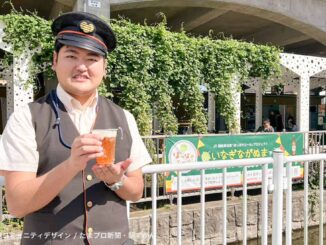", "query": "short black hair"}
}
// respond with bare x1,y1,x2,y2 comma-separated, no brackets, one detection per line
263,118,270,123
54,41,64,53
